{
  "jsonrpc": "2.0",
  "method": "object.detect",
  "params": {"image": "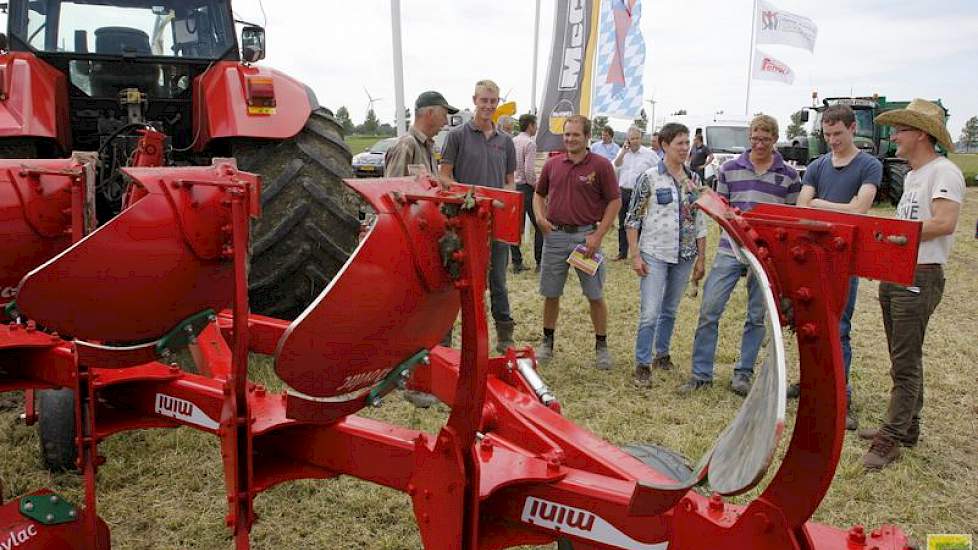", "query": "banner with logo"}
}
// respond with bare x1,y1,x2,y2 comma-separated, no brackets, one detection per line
756,0,818,52
753,49,795,85
591,0,646,120
537,0,601,152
